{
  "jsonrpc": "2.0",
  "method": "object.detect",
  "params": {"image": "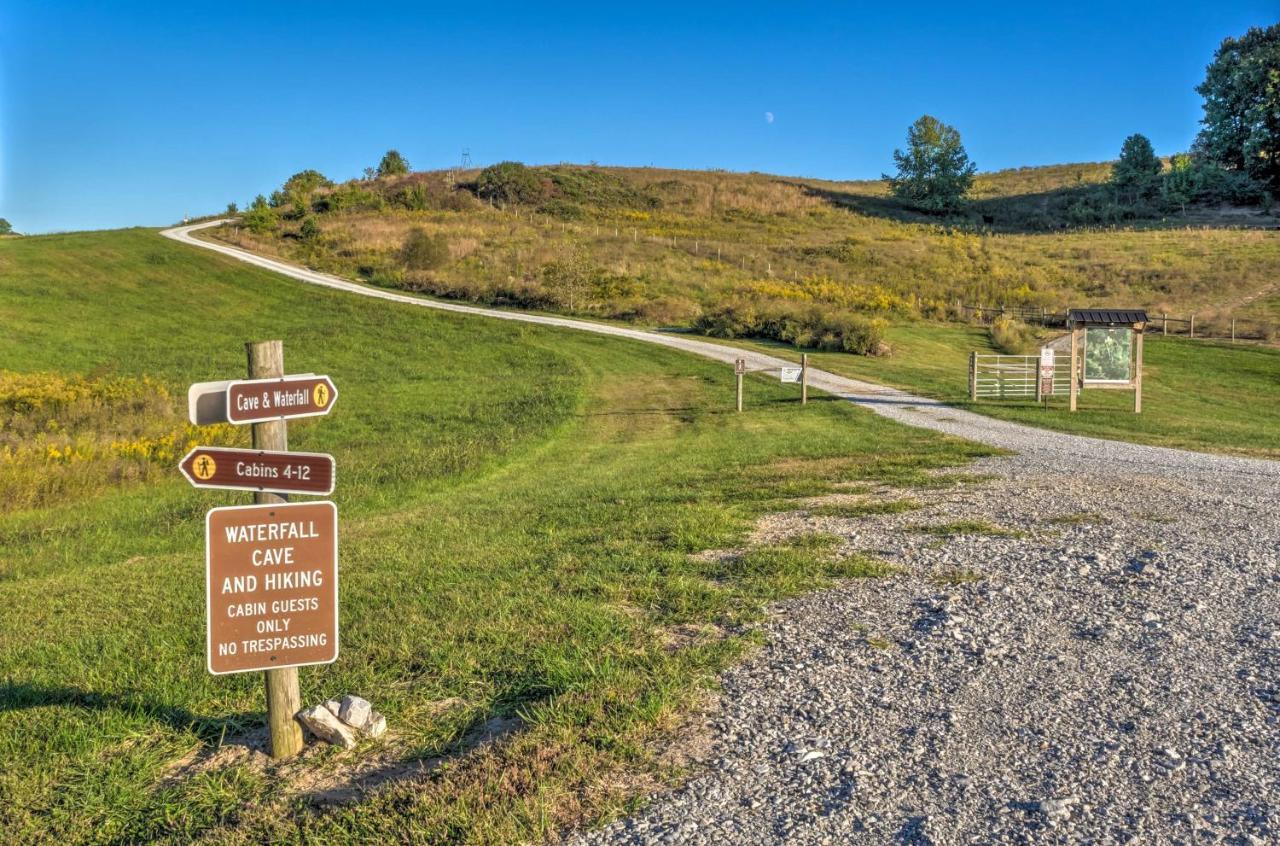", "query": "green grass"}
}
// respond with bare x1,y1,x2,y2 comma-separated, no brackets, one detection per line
0,229,992,844
718,323,1280,459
